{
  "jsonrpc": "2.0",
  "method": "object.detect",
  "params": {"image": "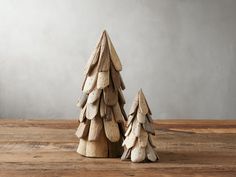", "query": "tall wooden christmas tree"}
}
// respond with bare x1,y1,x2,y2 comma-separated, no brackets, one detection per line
121,89,159,162
76,30,127,158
